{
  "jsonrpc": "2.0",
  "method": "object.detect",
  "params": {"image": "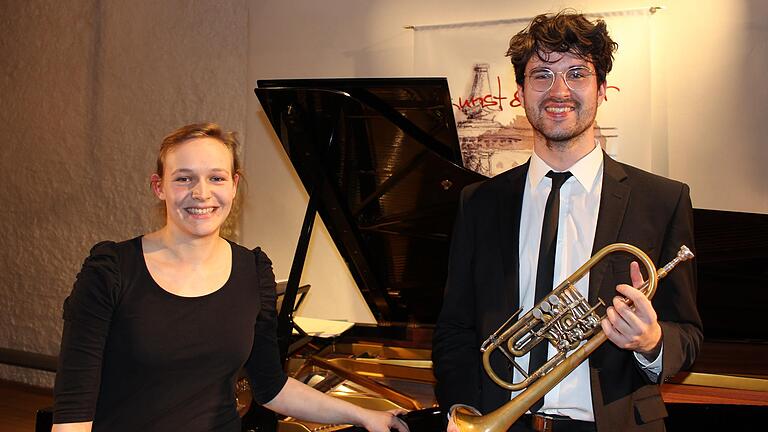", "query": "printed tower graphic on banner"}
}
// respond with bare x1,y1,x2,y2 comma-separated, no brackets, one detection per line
460,64,499,124
457,63,530,176
456,63,618,177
